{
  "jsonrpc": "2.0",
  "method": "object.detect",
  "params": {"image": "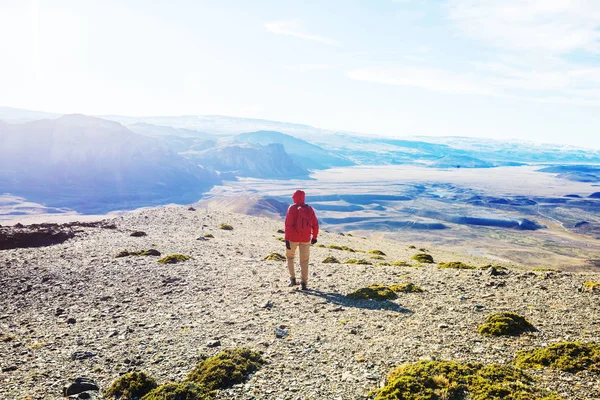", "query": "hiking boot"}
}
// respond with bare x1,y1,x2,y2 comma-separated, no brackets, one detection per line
301,282,307,291
288,277,297,287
